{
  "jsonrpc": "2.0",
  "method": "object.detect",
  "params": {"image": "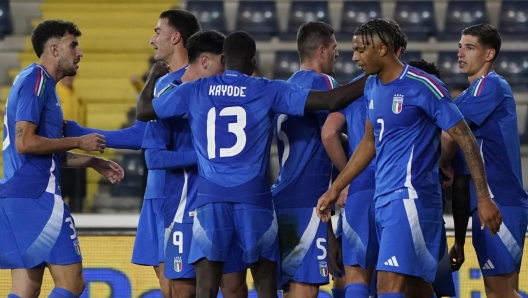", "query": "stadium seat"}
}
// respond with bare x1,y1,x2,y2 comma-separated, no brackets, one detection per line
436,51,467,89
273,51,300,81
281,1,330,41
333,51,362,85
402,51,422,64
0,0,12,39
337,1,381,41
236,1,279,41
394,1,436,41
186,1,226,33
438,1,488,41
499,1,528,40
494,51,528,92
